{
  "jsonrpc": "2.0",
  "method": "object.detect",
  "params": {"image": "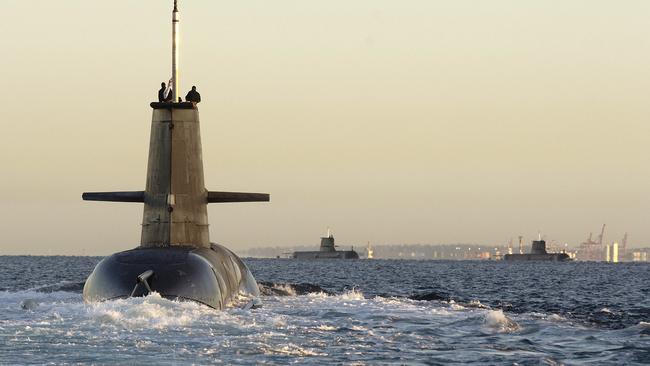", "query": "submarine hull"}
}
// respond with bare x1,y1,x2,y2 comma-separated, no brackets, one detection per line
83,243,259,309
503,253,571,262
292,250,359,259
